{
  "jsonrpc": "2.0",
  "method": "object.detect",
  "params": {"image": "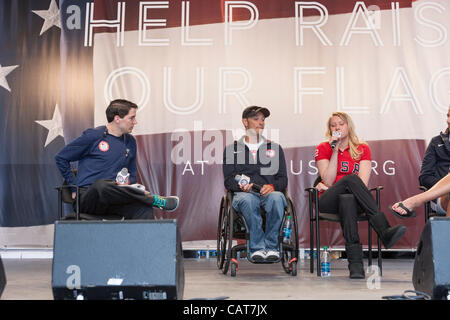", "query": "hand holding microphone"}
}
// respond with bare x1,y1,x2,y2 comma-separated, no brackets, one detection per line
235,174,262,192
330,131,342,149
116,168,130,185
